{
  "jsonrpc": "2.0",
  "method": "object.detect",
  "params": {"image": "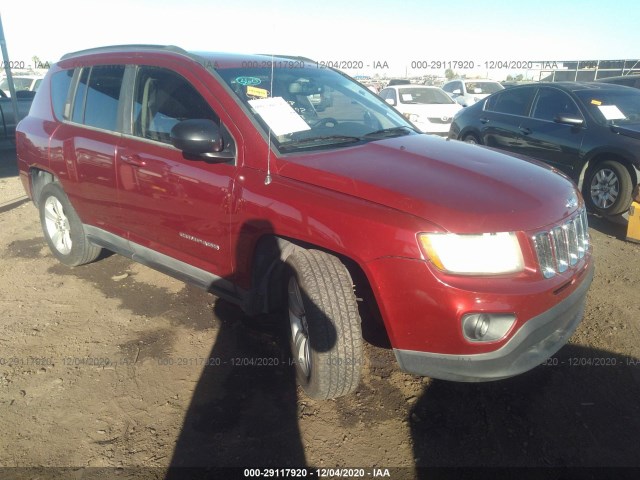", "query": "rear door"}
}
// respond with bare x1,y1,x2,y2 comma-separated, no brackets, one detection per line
50,65,126,232
478,86,535,155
